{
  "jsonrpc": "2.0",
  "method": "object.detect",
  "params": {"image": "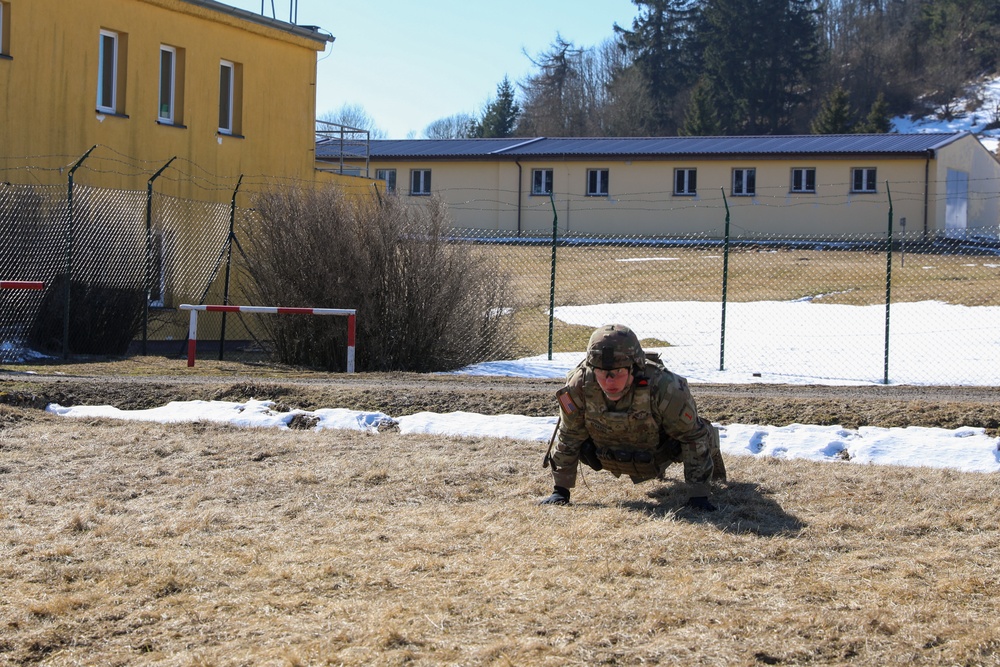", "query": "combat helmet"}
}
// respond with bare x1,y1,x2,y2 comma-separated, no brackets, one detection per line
586,324,645,370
